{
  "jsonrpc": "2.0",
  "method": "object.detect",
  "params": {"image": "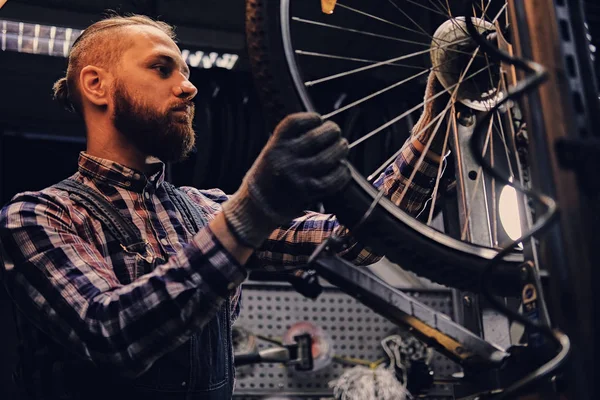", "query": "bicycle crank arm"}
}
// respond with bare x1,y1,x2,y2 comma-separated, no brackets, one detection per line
313,255,508,369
